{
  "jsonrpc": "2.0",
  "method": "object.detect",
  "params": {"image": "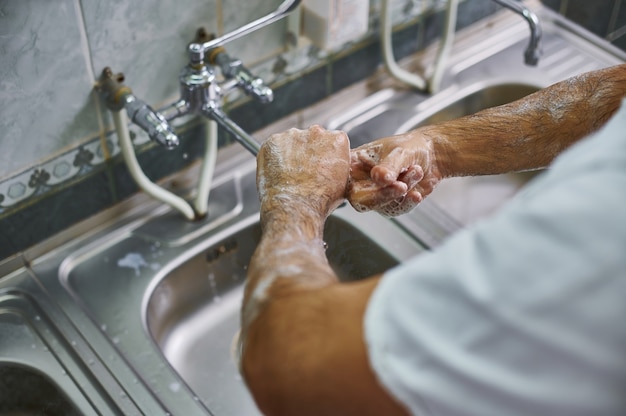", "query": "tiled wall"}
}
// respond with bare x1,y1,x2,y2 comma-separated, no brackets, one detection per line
0,0,519,260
